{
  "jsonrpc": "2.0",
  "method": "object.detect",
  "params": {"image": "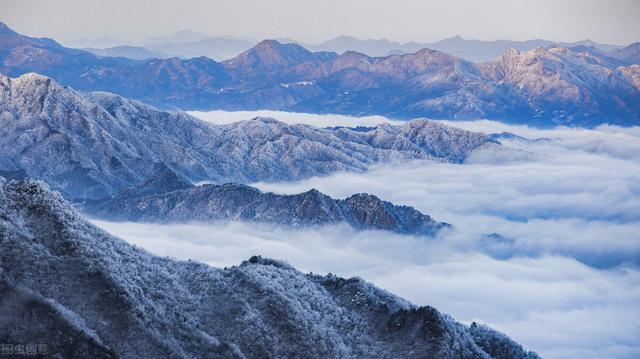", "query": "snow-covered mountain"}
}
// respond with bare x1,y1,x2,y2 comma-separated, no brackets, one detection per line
479,47,640,125
1,22,638,126
0,72,495,199
0,178,540,358
82,168,448,236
